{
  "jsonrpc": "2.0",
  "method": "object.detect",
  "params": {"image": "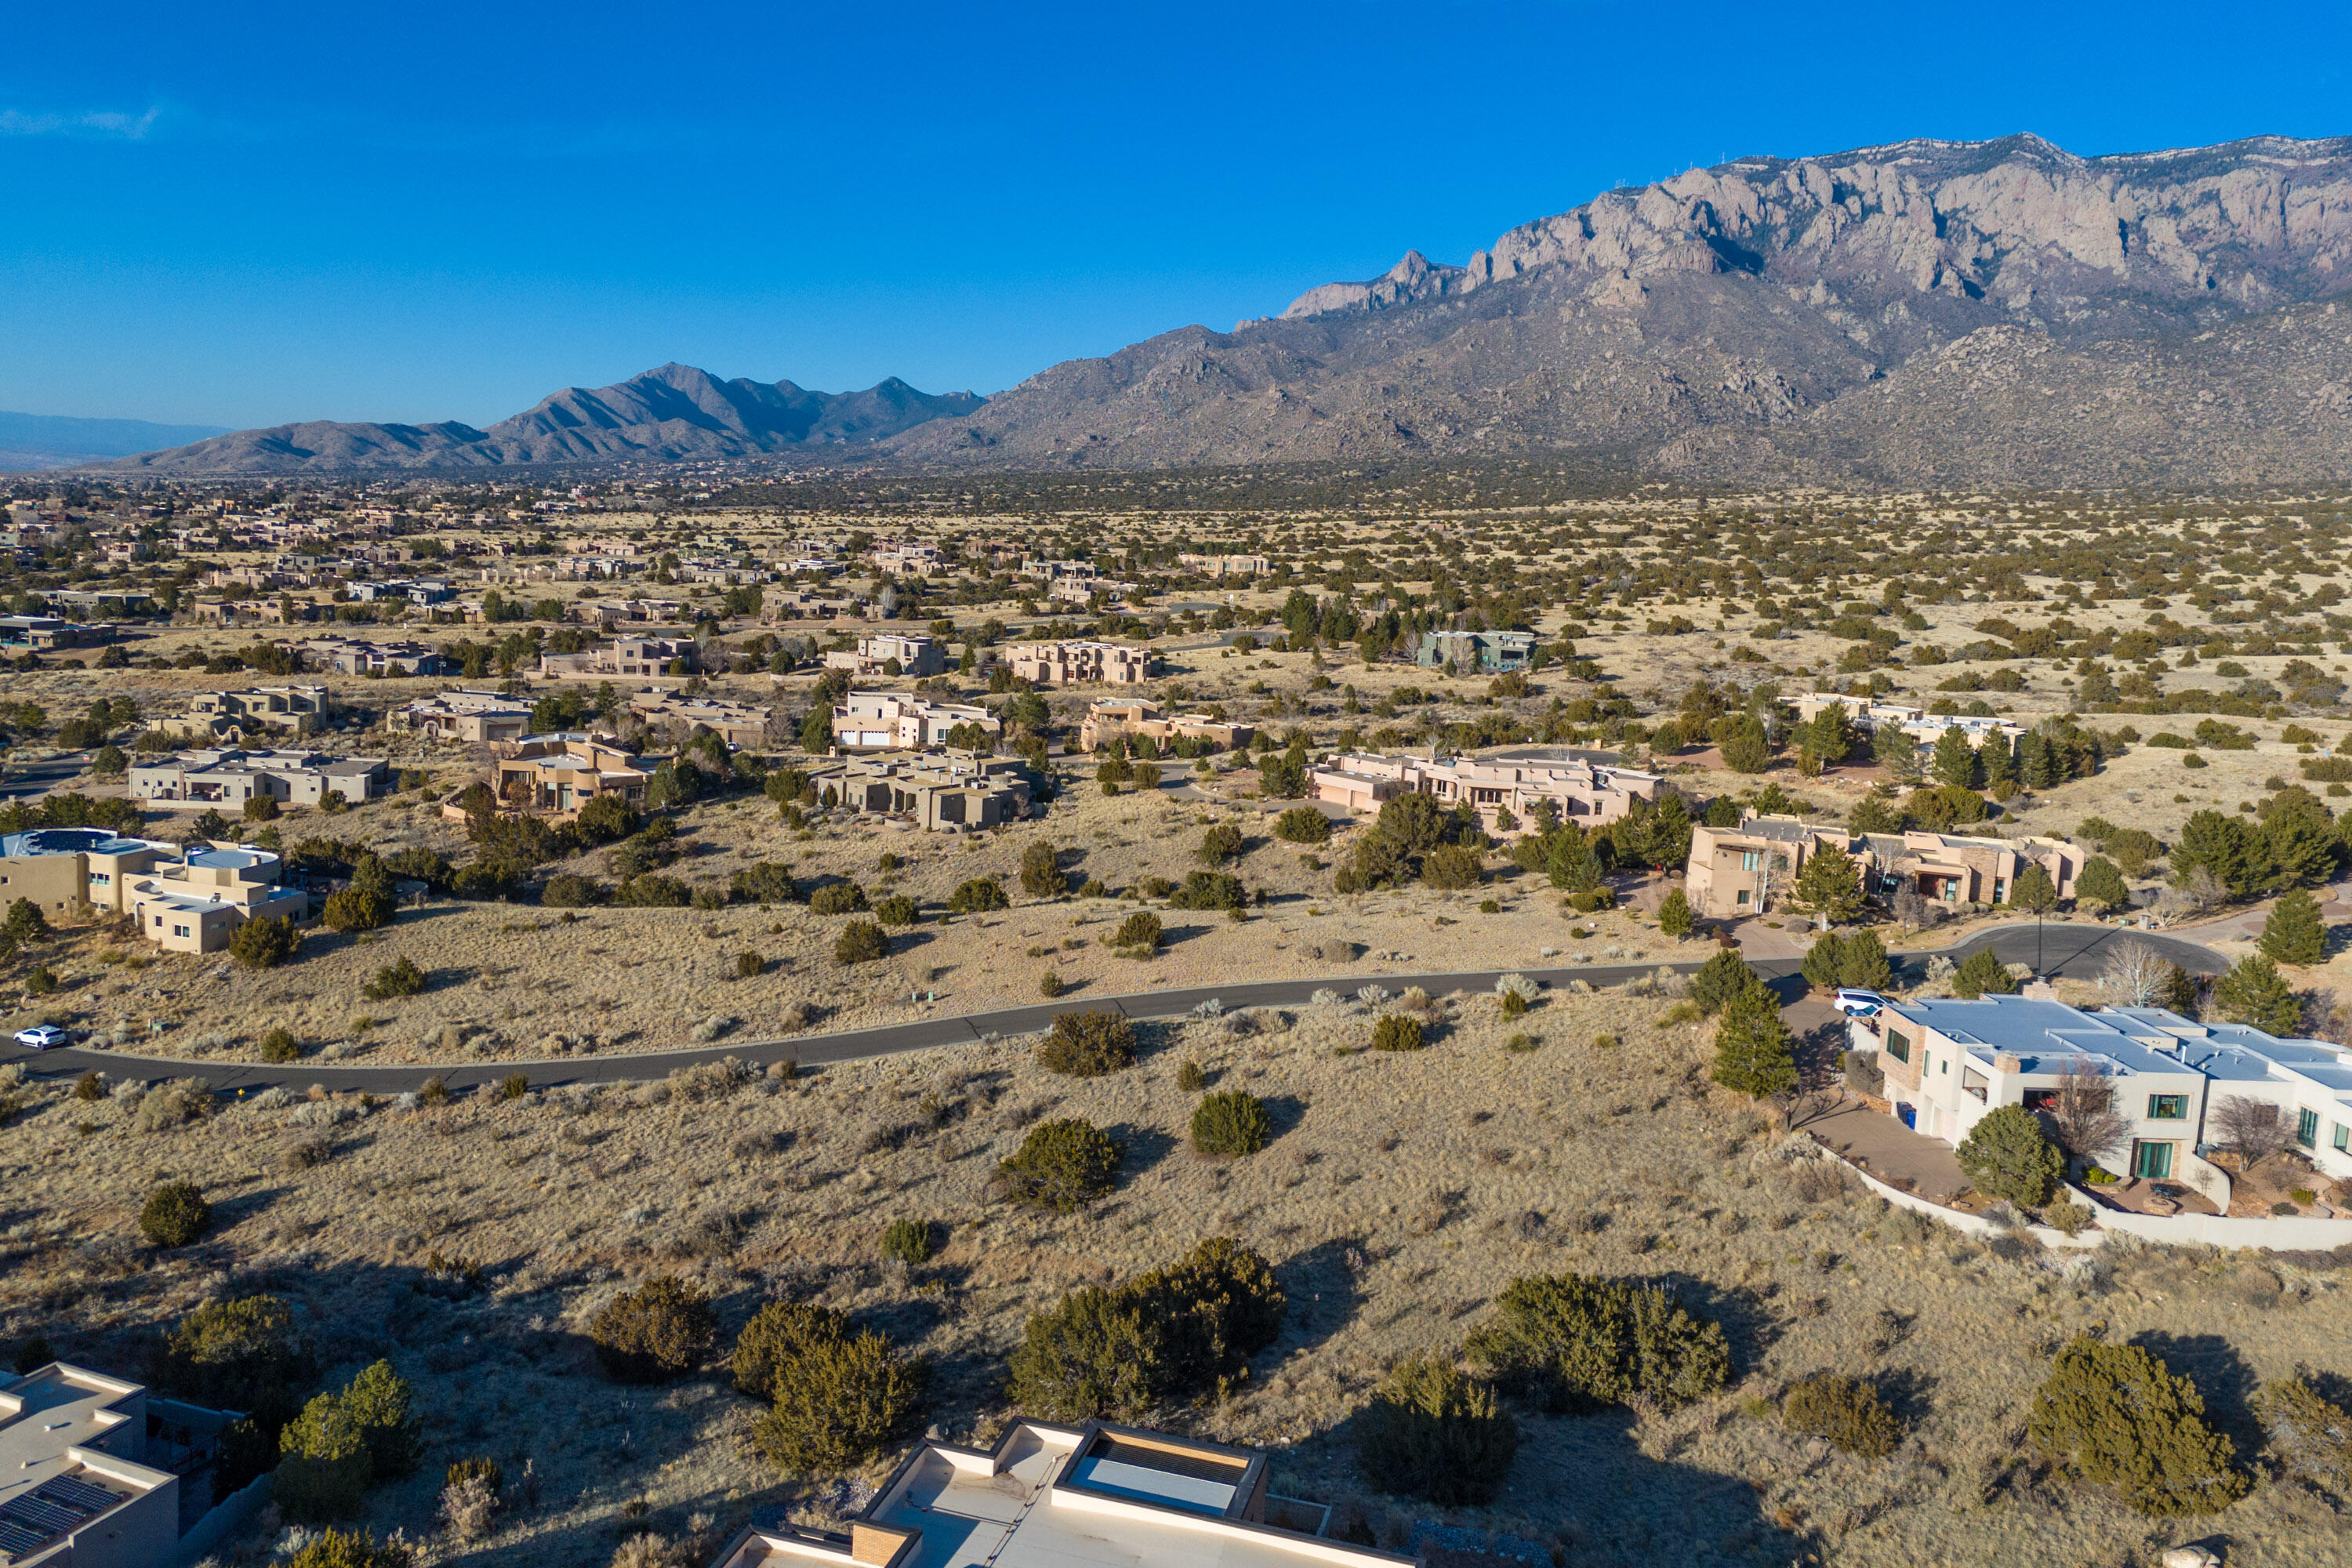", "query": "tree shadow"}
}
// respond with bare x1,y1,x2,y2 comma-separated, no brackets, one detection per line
1869,1365,1940,1427
2132,1330,2263,1450
1273,1236,1364,1358
1106,1122,1178,1178
1657,1273,1783,1372
1258,1094,1310,1140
